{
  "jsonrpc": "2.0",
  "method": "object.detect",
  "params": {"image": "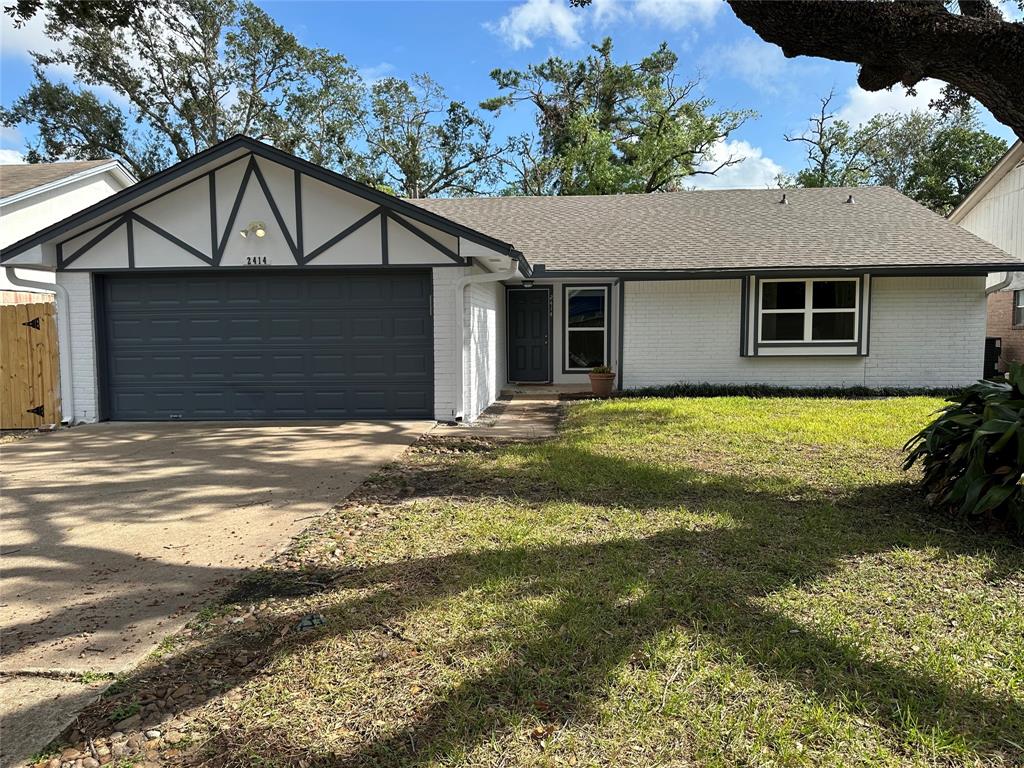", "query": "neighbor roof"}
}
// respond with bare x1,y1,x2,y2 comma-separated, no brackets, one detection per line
413,186,1018,275
0,160,129,200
